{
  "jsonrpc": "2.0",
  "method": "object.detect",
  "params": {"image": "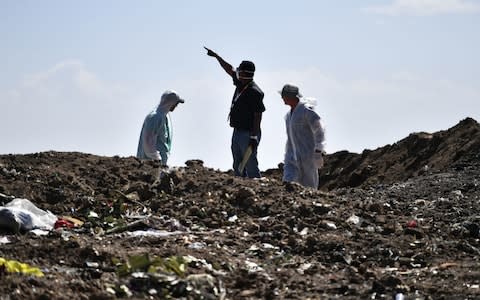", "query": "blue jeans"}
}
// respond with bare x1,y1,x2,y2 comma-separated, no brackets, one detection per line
231,129,261,178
